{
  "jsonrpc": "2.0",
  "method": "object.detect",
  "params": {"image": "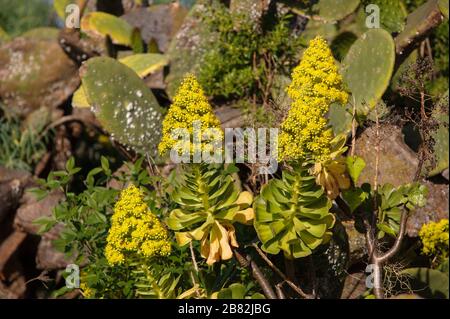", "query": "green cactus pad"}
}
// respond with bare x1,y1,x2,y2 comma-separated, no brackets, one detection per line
402,267,449,298
429,91,449,176
362,0,408,33
395,0,443,55
302,20,338,42
20,27,60,41
439,0,449,19
328,103,353,136
313,0,361,22
81,12,134,47
330,32,358,61
0,26,9,44
54,0,76,20
80,57,163,155
165,0,219,98
73,53,168,108
341,29,395,115
391,50,419,91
